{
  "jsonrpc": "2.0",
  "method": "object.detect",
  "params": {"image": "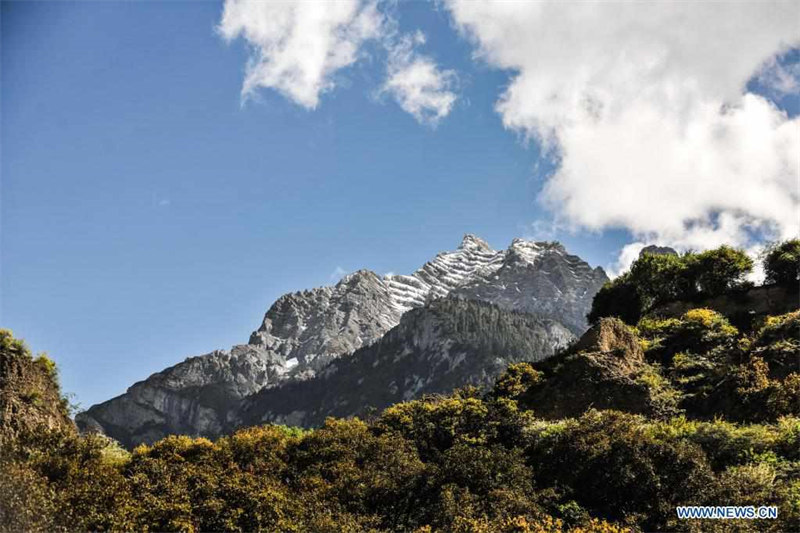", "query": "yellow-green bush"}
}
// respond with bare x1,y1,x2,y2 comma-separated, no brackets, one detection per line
3,313,800,532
